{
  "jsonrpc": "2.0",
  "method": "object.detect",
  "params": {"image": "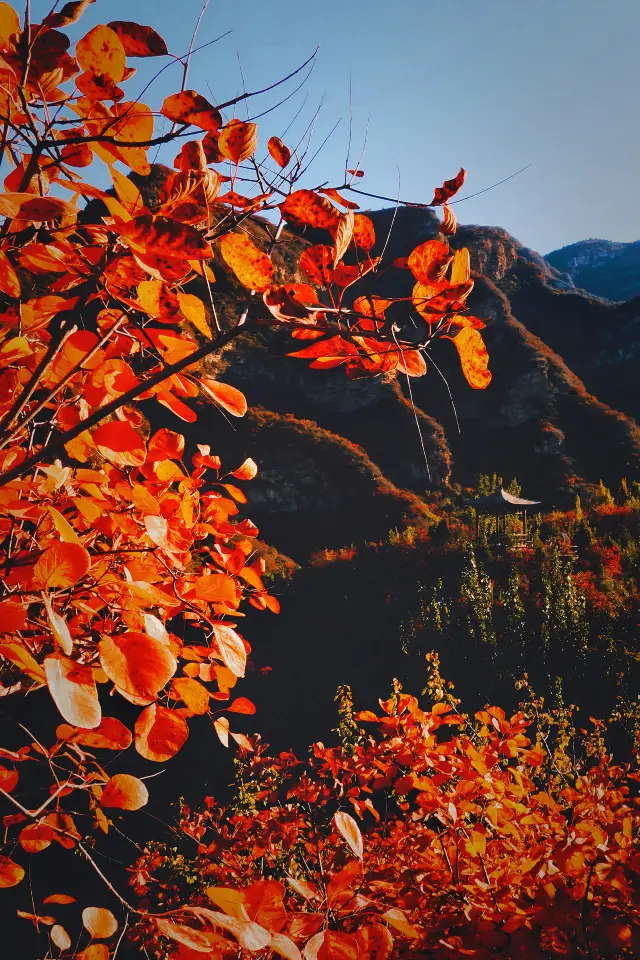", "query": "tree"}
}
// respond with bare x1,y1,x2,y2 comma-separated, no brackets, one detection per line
0,3,495,956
